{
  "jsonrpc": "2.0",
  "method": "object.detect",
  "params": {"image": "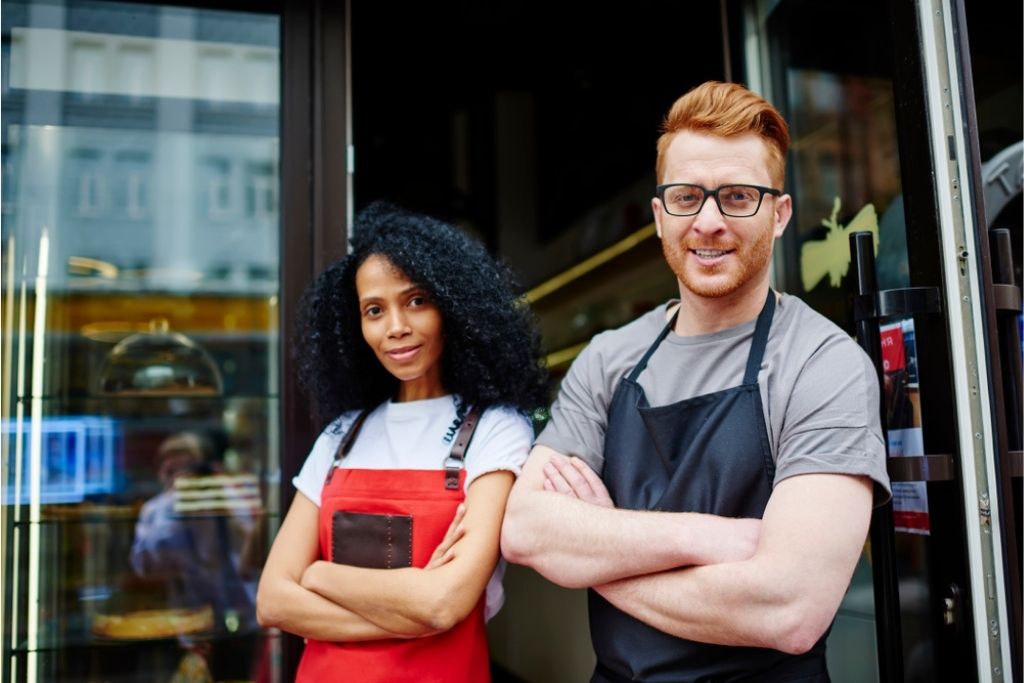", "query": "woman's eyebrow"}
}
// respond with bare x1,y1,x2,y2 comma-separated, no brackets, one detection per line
358,286,422,303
